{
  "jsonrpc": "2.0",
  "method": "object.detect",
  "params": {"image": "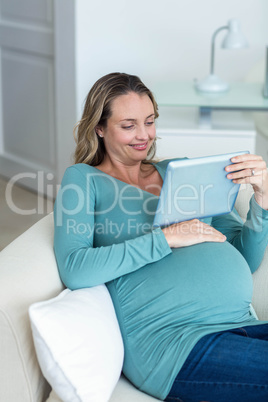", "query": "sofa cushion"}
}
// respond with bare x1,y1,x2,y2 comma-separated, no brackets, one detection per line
29,286,124,402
